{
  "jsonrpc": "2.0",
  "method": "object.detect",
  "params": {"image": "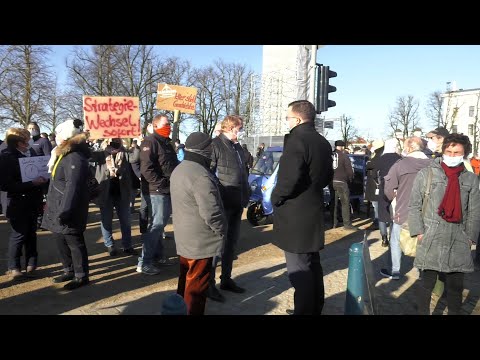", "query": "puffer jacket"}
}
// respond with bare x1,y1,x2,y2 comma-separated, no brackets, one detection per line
408,158,480,273
210,133,249,210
